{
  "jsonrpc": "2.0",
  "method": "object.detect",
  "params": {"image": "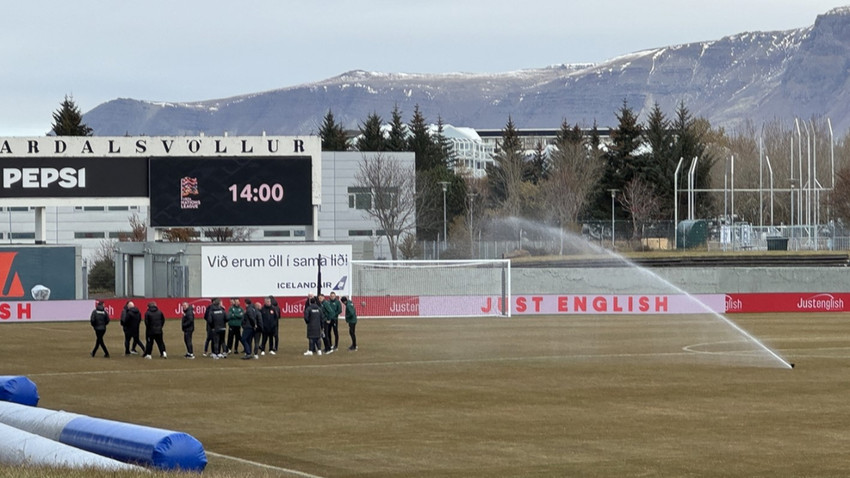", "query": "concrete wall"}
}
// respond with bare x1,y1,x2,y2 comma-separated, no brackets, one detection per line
512,266,850,294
